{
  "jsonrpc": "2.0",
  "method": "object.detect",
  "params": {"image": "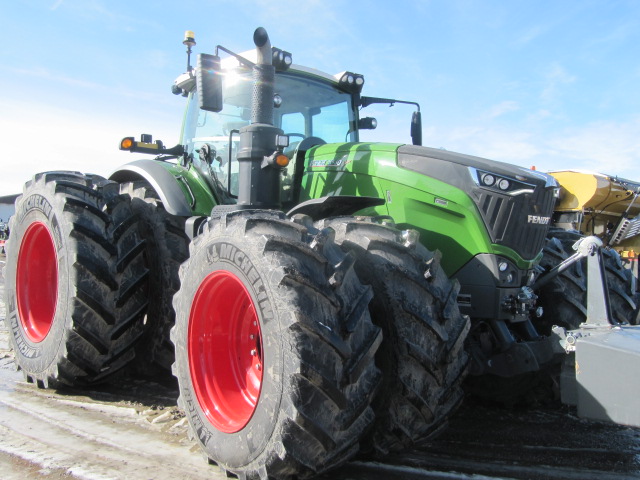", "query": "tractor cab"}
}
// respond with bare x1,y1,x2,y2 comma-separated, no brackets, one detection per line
118,32,421,215
177,62,361,207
